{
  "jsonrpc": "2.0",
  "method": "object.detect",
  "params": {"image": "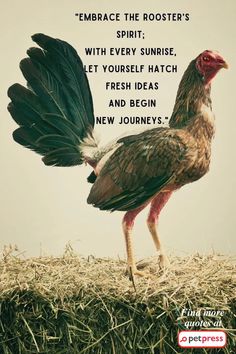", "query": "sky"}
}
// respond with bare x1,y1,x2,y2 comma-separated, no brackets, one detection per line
0,0,235,260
